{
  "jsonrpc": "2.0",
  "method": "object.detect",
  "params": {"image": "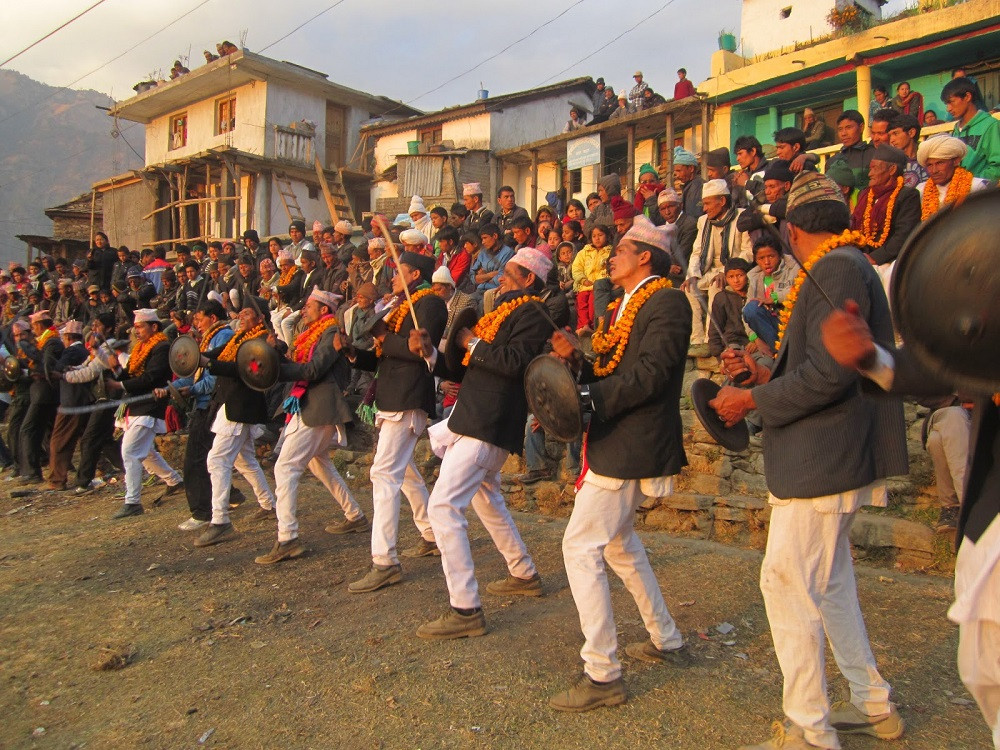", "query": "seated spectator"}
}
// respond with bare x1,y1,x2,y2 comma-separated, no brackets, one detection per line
915,135,991,220
827,109,874,190
511,216,542,254
870,84,891,121
825,159,857,207
887,113,927,188
736,159,793,251
942,76,1000,181
923,109,940,126
169,60,190,79
591,85,617,125
891,81,924,123
641,88,667,108
571,225,611,334
555,241,576,310
674,68,696,100
681,178,753,357
656,188,697,285
470,224,513,294
673,146,705,219
707,257,751,359
611,196,637,239
869,107,897,147
802,108,833,149
741,237,797,350
561,219,584,252
563,107,587,133
608,94,631,120
774,127,817,175
850,145,921,270
629,71,649,110
734,135,769,194
562,198,586,225
449,202,469,229
545,228,563,257
633,163,665,223
435,227,471,291
583,173,619,239
203,50,219,63
220,41,239,55
427,206,448,247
